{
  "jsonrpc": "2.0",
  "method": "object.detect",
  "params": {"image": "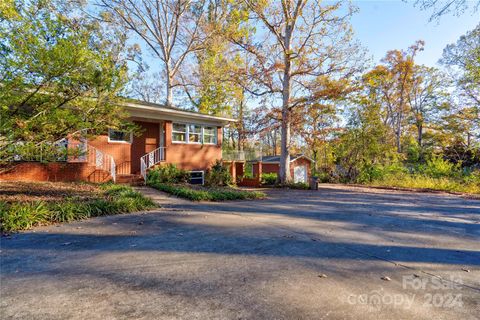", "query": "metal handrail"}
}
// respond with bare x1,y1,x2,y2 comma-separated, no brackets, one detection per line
222,149,262,161
86,143,116,183
140,147,166,181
